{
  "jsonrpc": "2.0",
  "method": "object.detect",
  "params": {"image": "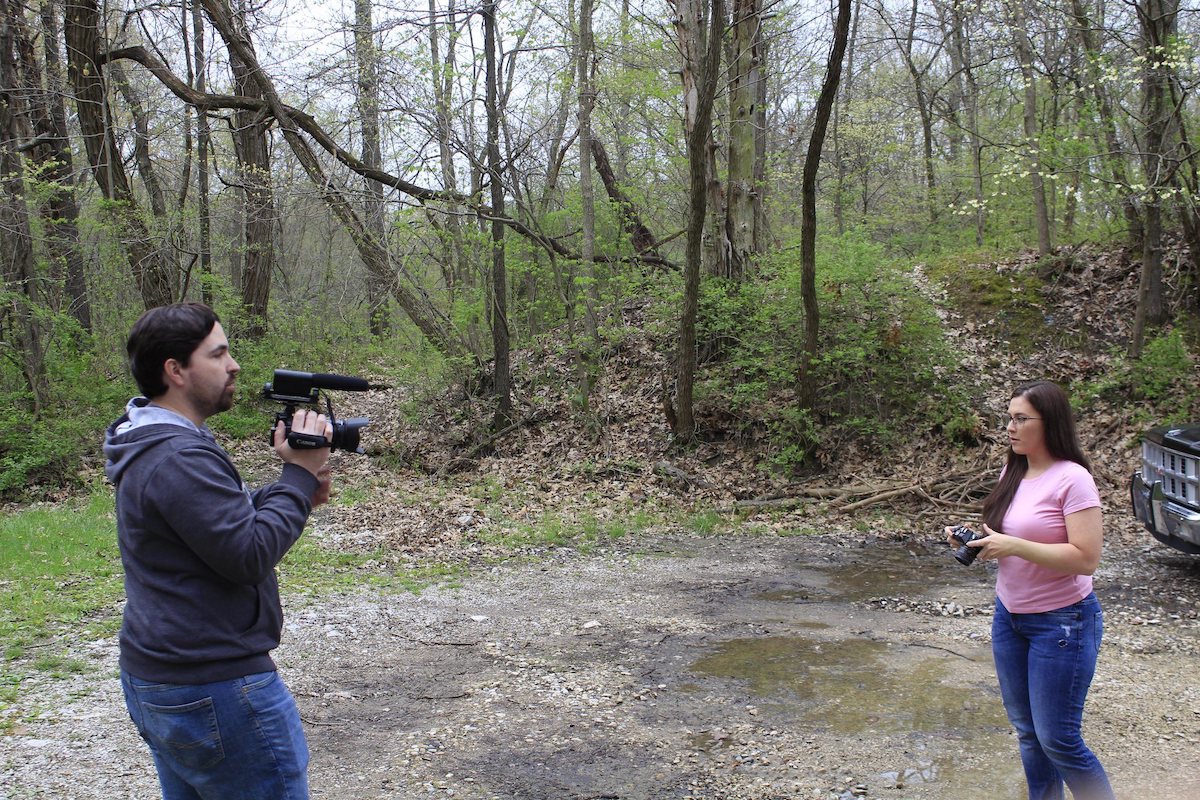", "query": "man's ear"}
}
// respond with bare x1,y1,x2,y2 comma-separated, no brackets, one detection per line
162,358,187,390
